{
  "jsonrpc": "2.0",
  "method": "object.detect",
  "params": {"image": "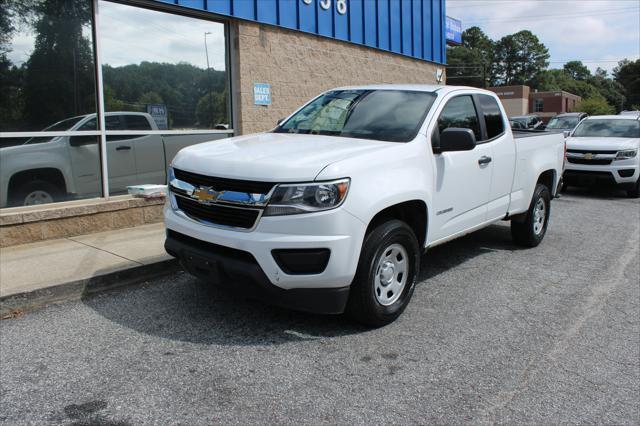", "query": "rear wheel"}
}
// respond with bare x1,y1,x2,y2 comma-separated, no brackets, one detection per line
346,219,420,327
511,183,551,247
